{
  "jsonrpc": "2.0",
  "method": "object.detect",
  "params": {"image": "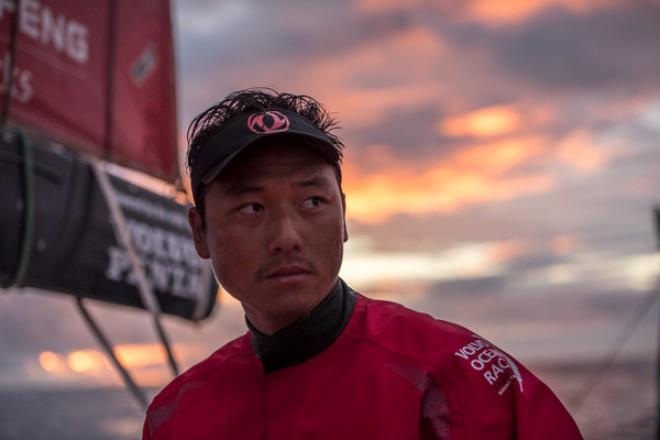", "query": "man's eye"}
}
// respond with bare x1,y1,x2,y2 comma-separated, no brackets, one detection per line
238,203,263,214
301,197,324,209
